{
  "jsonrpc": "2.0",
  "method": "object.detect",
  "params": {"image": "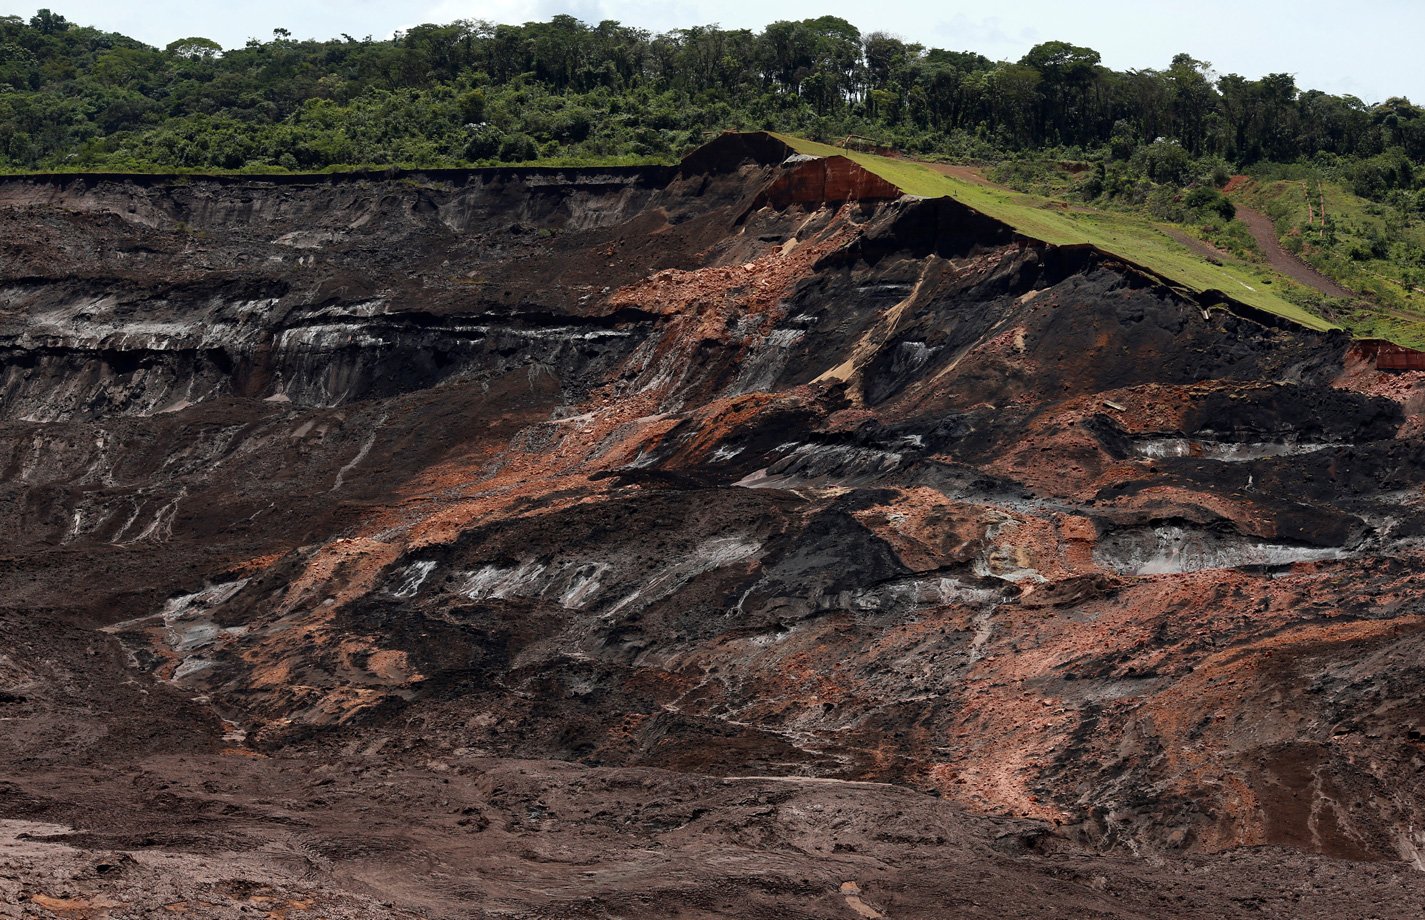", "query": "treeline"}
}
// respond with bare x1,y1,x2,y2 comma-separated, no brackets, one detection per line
1,8,1422,196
